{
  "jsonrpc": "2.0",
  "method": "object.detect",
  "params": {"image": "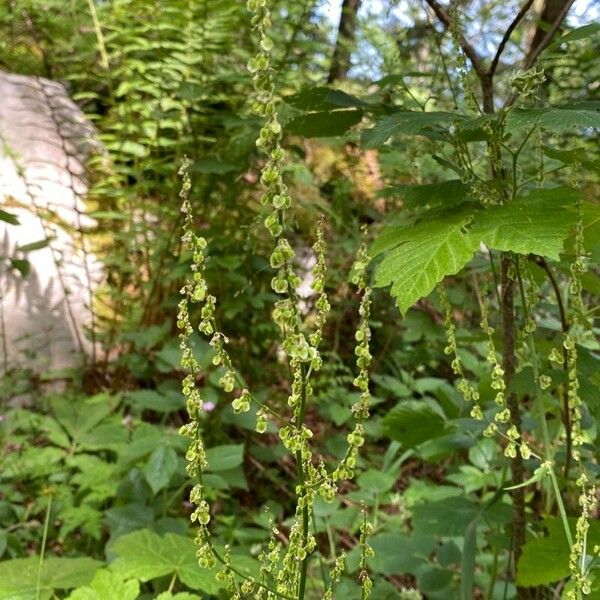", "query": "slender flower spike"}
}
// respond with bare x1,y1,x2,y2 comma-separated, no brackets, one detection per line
359,503,374,600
